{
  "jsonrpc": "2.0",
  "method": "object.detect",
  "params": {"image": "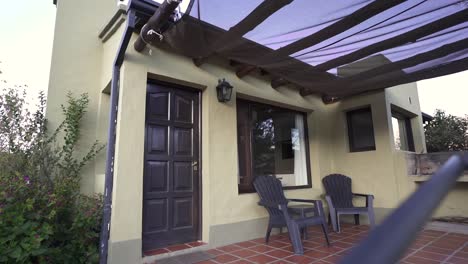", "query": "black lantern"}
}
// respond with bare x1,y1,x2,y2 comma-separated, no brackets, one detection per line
216,78,233,102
